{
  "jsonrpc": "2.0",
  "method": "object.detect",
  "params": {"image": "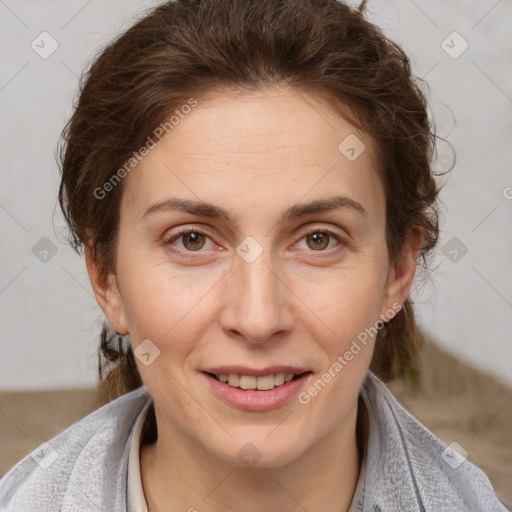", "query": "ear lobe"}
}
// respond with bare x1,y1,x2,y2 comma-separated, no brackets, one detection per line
381,228,423,315
84,243,128,334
